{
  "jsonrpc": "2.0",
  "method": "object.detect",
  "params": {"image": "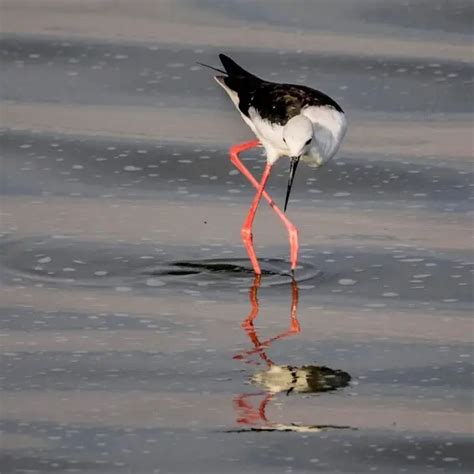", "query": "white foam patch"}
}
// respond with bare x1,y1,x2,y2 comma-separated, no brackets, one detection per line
338,279,357,286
